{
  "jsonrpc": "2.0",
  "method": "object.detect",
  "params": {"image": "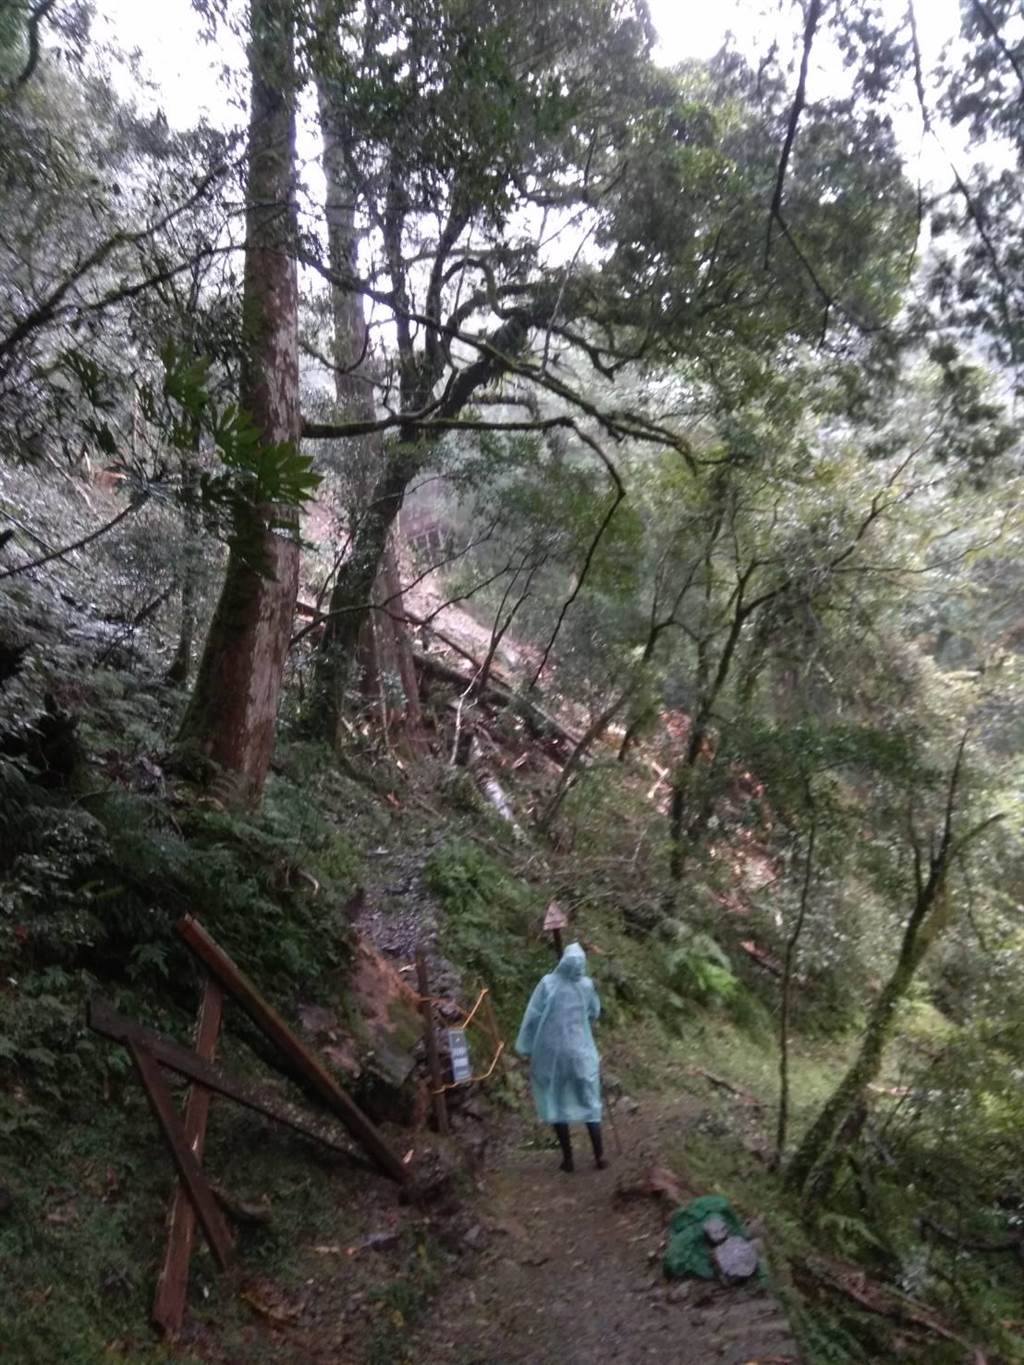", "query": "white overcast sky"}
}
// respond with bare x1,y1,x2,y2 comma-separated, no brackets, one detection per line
95,0,961,118
92,0,969,193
